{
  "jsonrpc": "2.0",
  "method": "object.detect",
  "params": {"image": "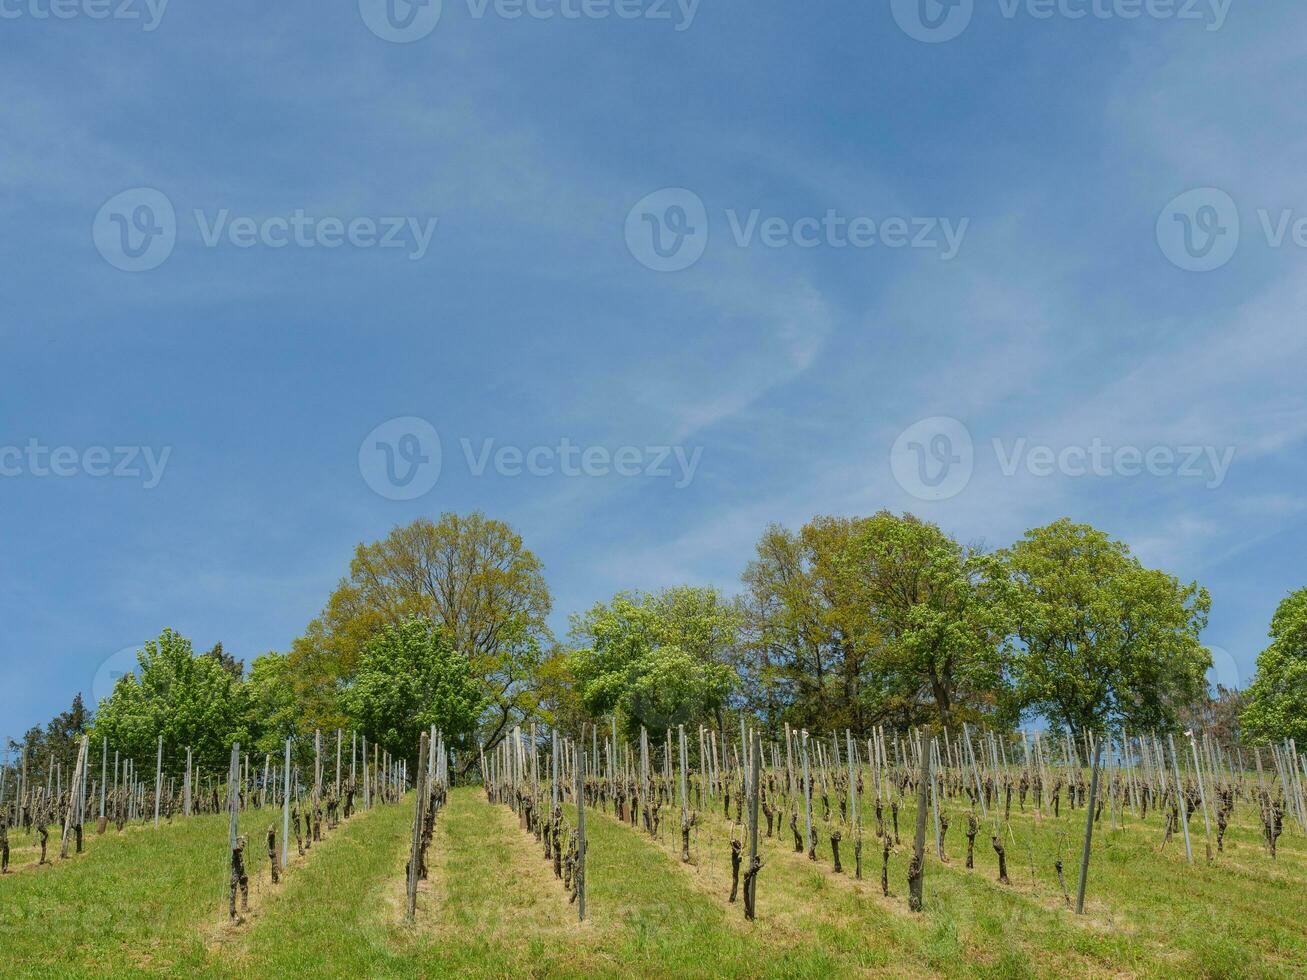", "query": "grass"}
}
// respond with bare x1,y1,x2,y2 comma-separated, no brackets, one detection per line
2,786,1305,978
